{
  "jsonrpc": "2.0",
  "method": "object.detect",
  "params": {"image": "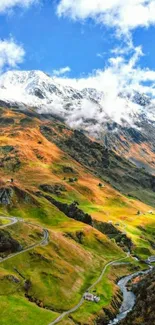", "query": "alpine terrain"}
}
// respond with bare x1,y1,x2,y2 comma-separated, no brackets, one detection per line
1,70,155,174
0,70,155,325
